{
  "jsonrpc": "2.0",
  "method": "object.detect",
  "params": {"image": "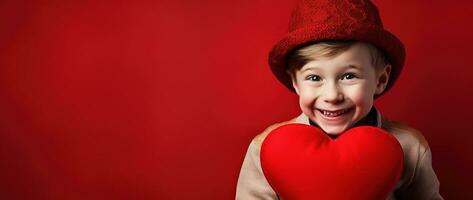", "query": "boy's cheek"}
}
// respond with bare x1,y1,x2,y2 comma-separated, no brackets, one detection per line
299,97,312,110
298,91,317,106
346,84,375,102
299,95,318,117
